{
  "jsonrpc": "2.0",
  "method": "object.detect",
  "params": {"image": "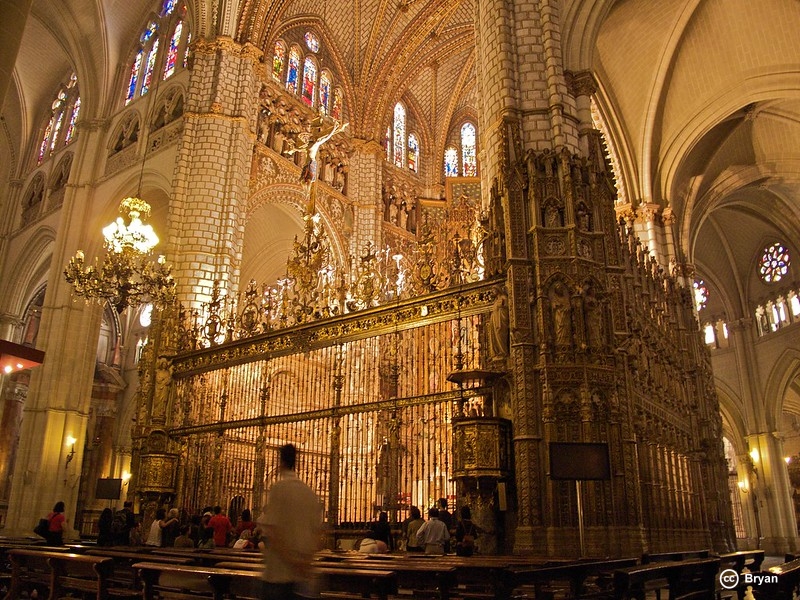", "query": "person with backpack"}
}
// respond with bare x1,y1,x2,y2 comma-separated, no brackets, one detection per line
111,501,135,545
454,505,478,557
